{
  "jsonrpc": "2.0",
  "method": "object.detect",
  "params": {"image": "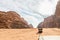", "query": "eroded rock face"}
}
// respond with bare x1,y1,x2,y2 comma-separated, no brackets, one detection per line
37,15,56,28
29,24,33,28
37,0,60,28
0,11,32,28
55,0,60,17
55,0,60,28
